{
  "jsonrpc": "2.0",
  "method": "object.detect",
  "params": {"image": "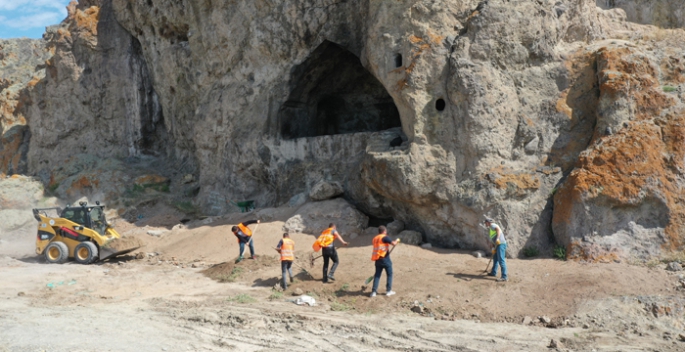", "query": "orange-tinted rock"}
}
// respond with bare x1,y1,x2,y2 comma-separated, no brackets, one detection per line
553,44,685,260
